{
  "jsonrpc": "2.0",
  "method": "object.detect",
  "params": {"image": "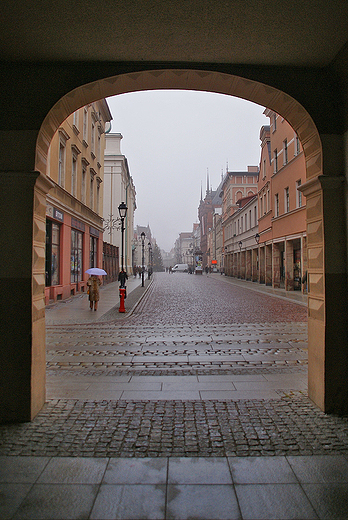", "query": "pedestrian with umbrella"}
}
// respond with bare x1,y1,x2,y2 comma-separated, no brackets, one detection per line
85,268,107,311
